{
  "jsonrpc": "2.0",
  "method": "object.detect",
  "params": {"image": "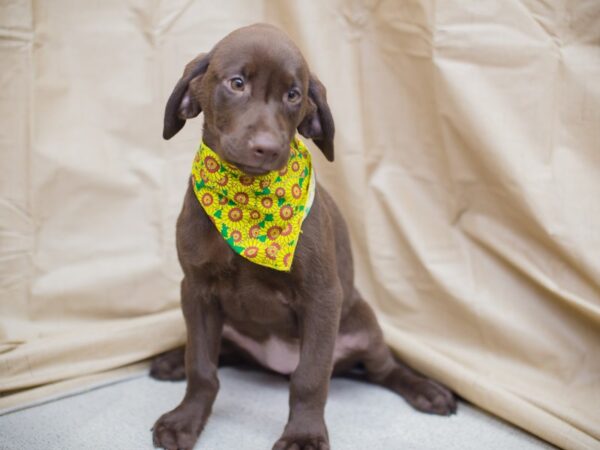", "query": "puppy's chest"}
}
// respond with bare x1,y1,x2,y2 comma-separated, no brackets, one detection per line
220,279,296,328
202,259,299,331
